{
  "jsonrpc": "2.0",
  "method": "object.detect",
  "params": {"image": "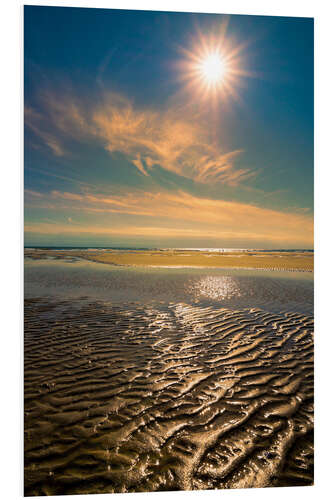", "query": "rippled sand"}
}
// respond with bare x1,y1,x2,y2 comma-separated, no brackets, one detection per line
25,297,313,495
